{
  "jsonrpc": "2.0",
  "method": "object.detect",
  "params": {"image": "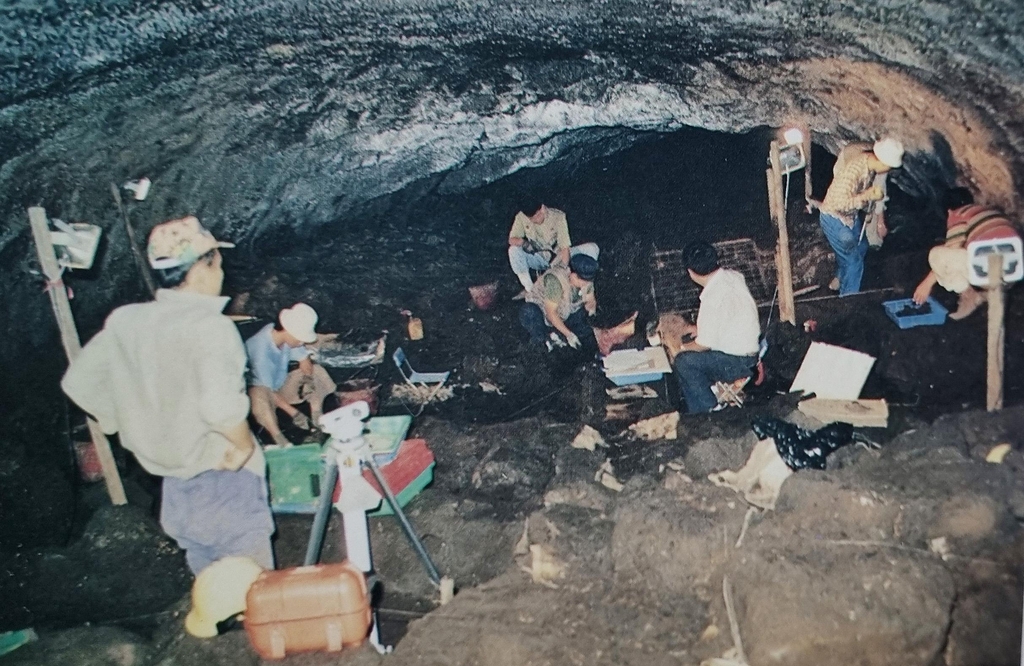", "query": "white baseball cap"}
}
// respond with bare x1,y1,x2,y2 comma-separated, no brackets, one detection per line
279,303,318,344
